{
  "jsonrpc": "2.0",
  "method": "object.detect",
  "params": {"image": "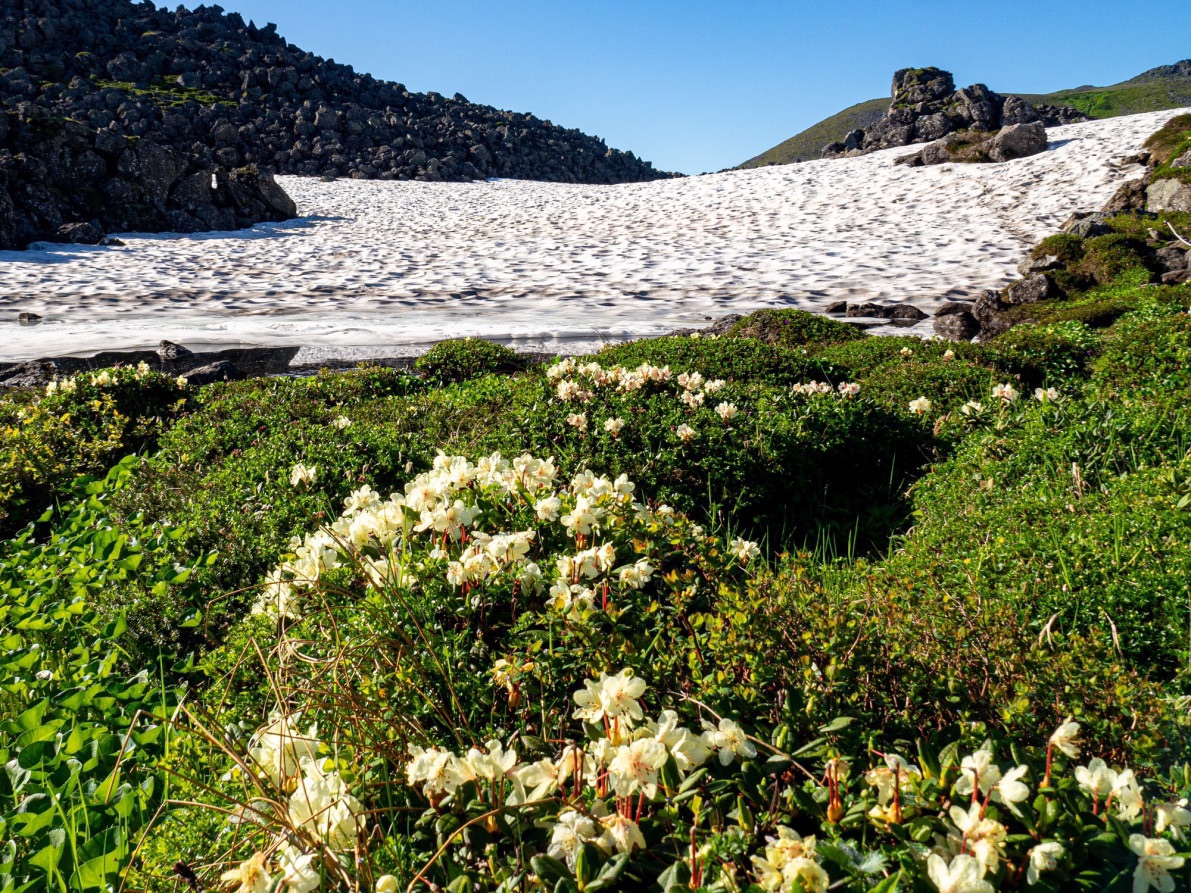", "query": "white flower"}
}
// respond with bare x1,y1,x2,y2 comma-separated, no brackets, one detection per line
596,812,646,855
1026,841,1064,886
676,423,697,443
730,537,760,562
176,375,189,388
548,809,600,868
955,747,1000,798
534,495,562,522
701,717,756,765
991,764,1030,814
704,379,727,393
220,853,271,893
290,463,317,488
961,400,984,416
465,739,519,783
1156,800,1191,839
604,417,625,436
948,802,1007,874
942,349,955,361
617,558,654,590
1074,757,1116,799
287,757,366,850
838,382,861,397
566,412,589,432
991,383,1020,402
1112,769,1145,821
247,714,322,788
1049,718,1080,759
607,738,668,798
406,745,457,796
375,877,398,893
926,853,993,893
714,401,739,421
276,843,320,893
909,396,932,415
332,415,352,430
135,361,151,377
573,669,647,729
900,347,914,358
1130,834,1185,893
1034,387,1060,402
